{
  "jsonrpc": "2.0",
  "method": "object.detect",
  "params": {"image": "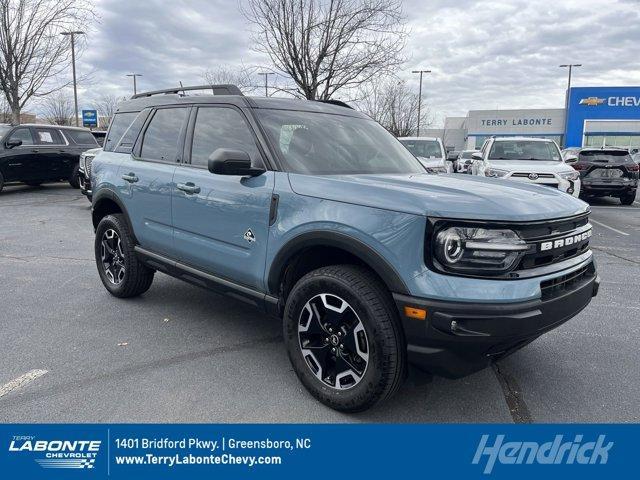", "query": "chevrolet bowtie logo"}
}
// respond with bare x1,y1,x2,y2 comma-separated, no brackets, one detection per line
579,97,605,106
